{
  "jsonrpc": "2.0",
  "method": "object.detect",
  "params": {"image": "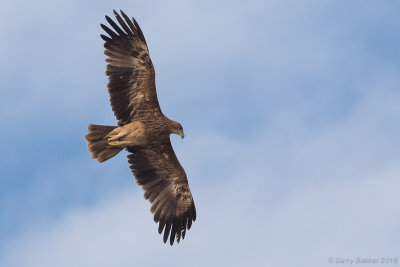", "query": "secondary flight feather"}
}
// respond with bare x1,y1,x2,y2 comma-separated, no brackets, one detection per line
84,10,196,245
